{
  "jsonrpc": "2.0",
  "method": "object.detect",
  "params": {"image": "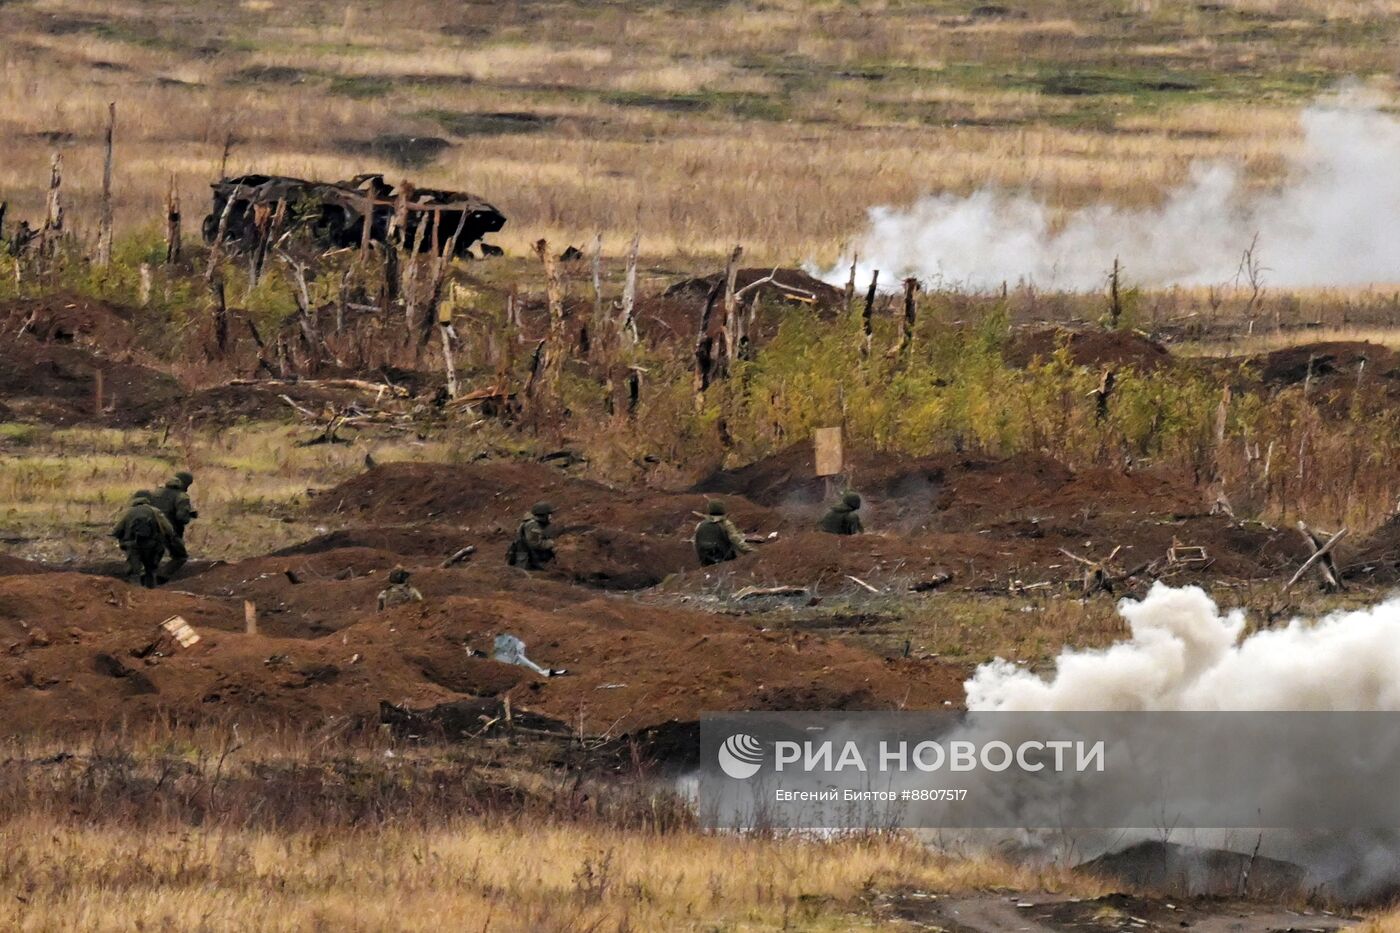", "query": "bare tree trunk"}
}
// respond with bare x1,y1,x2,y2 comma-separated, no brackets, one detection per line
164,176,181,264
40,153,64,262
534,239,567,397
619,230,640,348
440,323,458,398
718,245,742,376
1106,257,1123,330
589,232,604,358
891,276,918,358
844,254,857,315
96,102,116,267
211,278,228,355
860,270,879,360
693,277,724,404
204,182,243,285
